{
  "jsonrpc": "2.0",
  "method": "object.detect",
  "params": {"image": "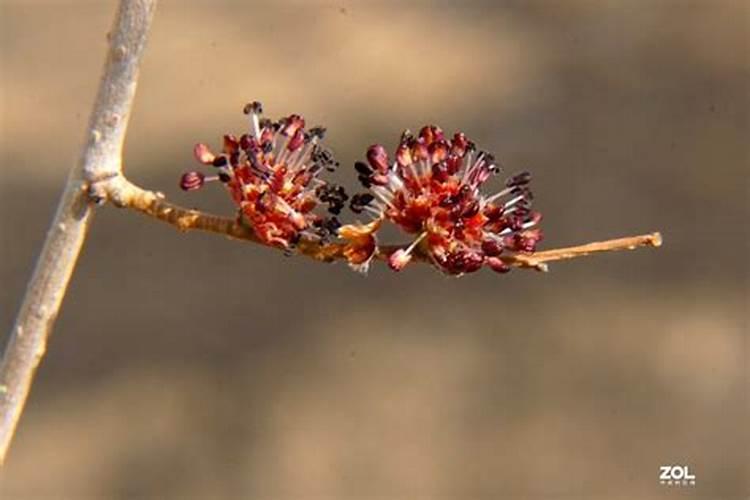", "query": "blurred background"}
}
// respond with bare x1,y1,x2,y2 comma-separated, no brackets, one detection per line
1,1,747,498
